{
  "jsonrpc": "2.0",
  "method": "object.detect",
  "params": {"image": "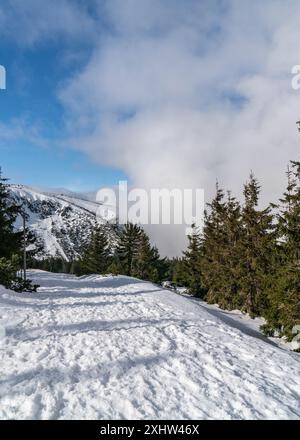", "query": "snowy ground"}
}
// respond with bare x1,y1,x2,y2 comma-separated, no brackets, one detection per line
0,270,299,420
183,293,299,352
